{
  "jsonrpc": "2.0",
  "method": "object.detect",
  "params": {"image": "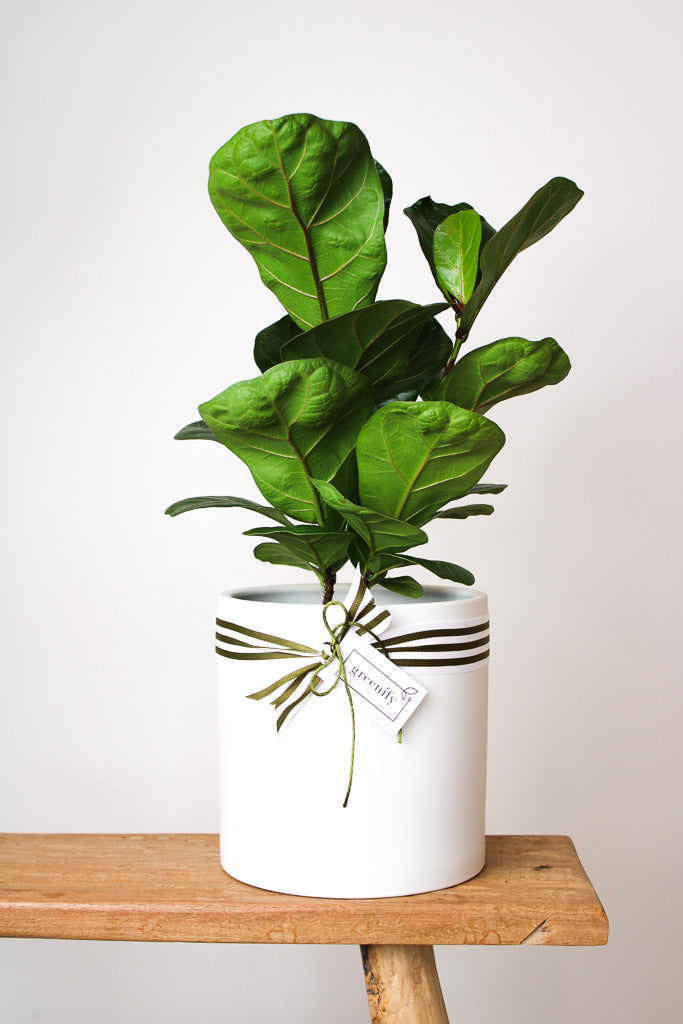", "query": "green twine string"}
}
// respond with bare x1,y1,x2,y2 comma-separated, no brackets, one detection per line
304,600,389,807
239,592,388,807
